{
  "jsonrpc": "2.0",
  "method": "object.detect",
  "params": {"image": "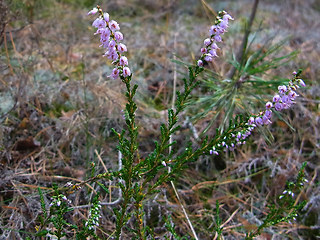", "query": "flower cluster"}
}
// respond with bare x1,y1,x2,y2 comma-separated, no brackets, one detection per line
253,71,305,127
209,71,306,155
49,194,71,207
85,200,102,231
88,6,131,79
197,11,234,67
